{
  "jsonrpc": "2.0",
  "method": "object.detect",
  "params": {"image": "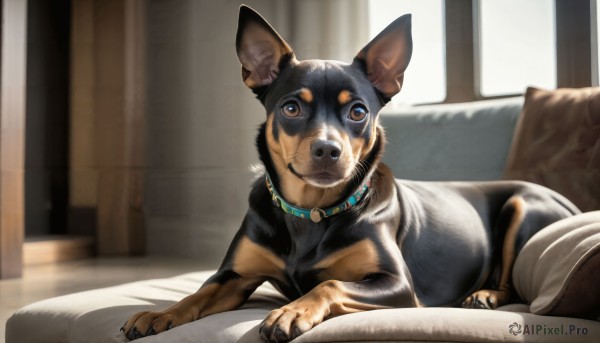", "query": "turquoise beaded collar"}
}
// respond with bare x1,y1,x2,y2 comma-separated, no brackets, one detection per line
265,173,370,223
